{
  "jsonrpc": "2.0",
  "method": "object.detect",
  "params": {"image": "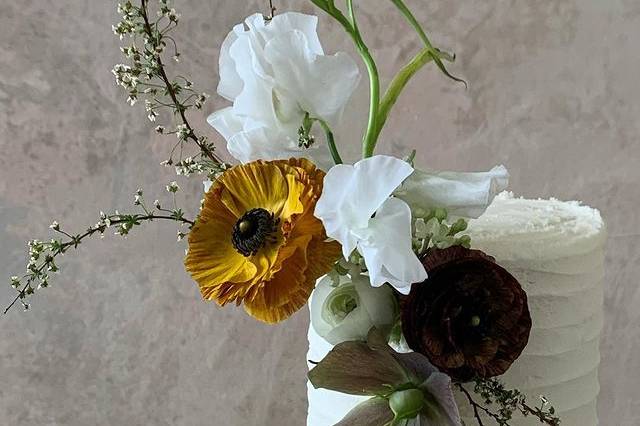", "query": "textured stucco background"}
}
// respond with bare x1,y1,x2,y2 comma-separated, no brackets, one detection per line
1,0,638,425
